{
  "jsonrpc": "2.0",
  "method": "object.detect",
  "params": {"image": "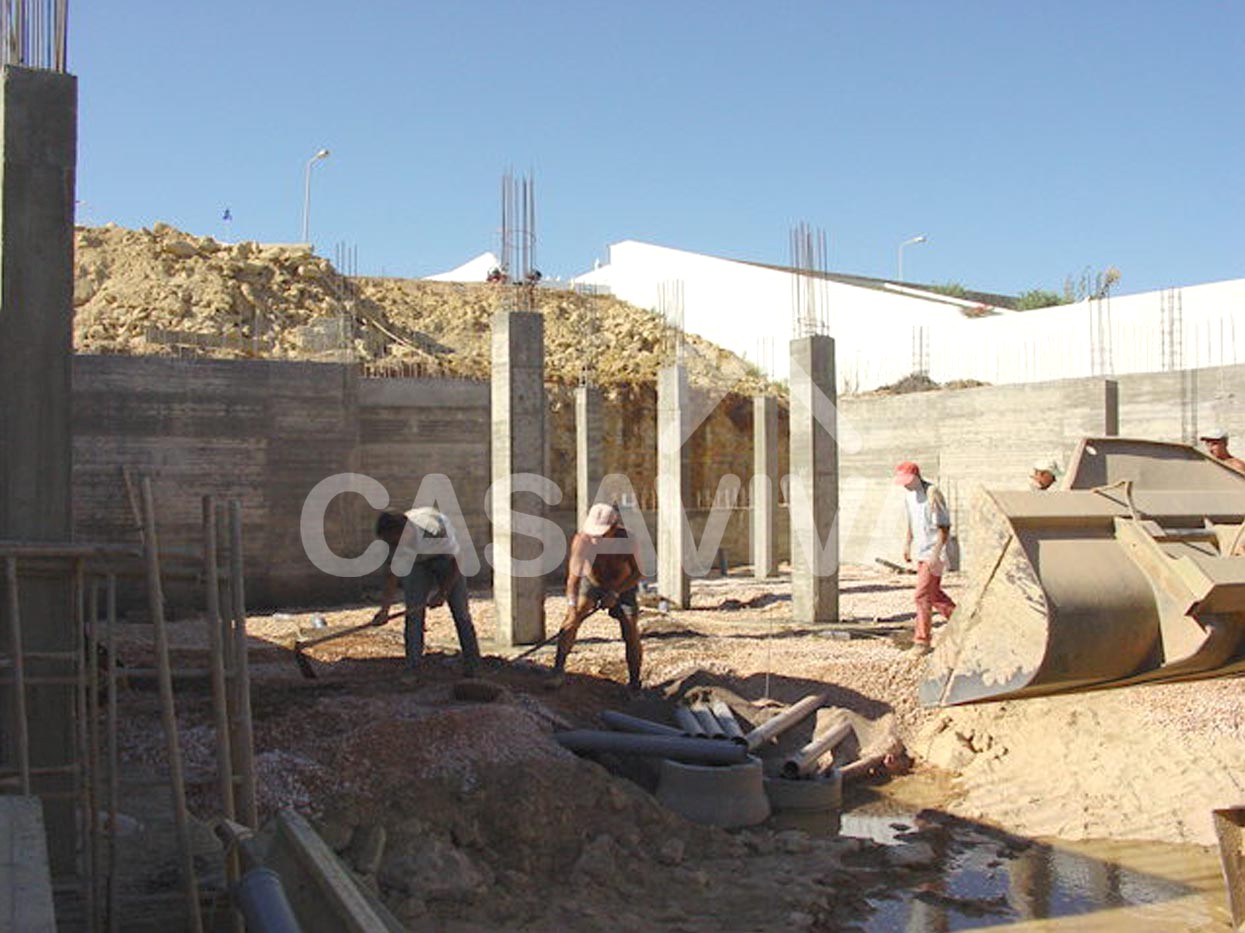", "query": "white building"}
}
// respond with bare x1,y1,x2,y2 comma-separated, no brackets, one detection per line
571,240,1245,392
